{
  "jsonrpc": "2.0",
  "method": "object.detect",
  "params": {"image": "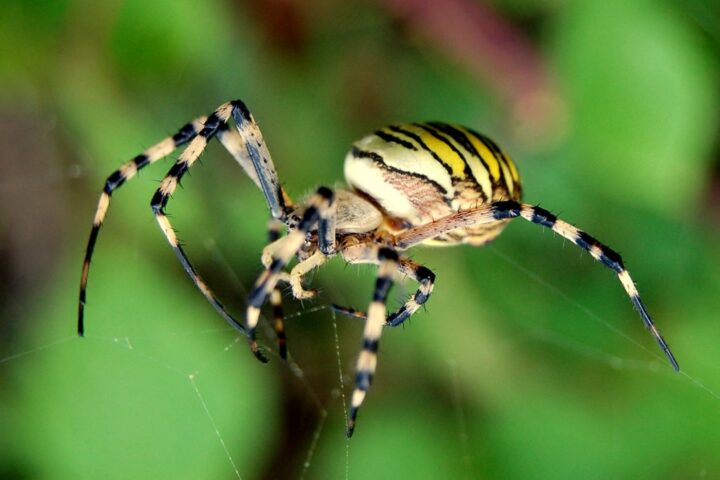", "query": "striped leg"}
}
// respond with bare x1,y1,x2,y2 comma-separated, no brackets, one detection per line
80,100,289,339
269,289,287,359
224,102,287,219
347,247,399,437
318,194,337,255
78,117,205,335
261,238,328,300
268,248,328,359
245,187,335,362
331,257,435,328
151,103,251,338
387,258,435,327
267,219,288,359
396,200,679,371
262,246,328,359
215,118,289,218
